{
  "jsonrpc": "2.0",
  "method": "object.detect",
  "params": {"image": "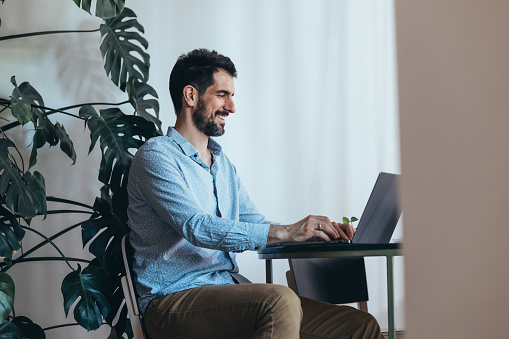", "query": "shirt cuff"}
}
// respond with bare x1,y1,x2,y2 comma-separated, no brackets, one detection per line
245,223,271,250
